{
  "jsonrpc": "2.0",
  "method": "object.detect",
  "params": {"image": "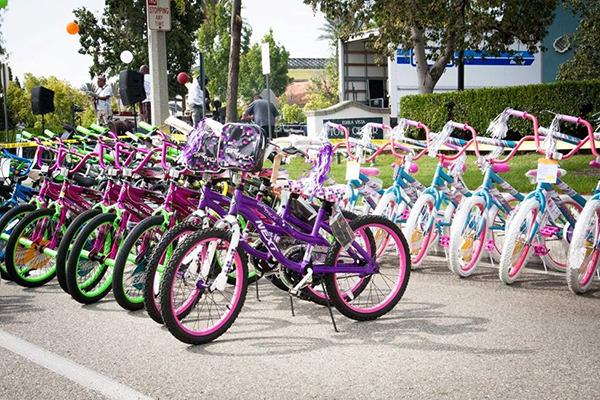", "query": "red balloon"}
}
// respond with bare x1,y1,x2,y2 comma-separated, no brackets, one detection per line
66,21,79,35
177,72,190,85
